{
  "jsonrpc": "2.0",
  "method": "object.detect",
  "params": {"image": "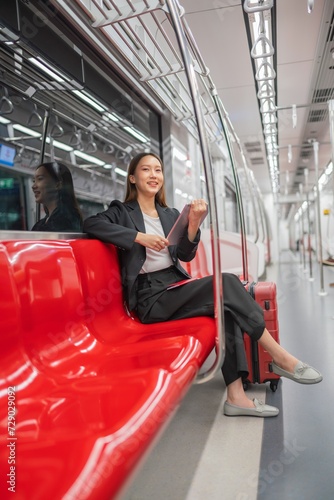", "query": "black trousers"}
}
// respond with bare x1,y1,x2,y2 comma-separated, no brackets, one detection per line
136,266,266,386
